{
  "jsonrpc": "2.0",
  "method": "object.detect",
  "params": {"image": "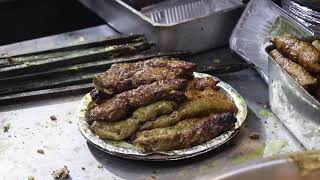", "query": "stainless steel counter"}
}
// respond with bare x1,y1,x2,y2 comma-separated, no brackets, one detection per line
0,25,305,180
